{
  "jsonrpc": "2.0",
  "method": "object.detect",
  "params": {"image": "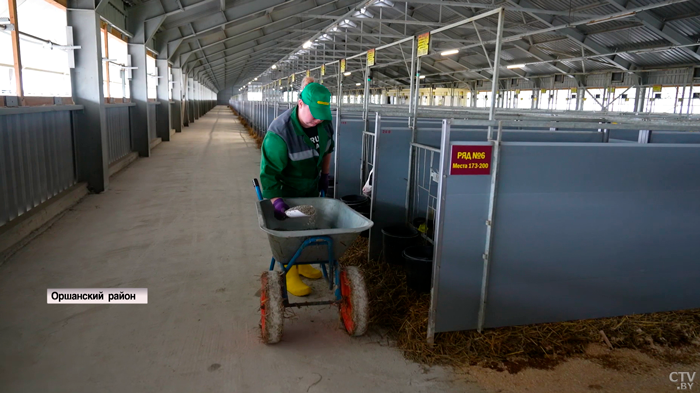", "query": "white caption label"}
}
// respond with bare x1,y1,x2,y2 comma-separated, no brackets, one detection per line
47,288,148,304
